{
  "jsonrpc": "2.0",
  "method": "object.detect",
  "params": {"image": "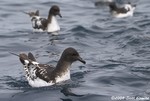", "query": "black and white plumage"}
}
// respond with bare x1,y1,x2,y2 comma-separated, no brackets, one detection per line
18,47,86,87
109,2,136,18
25,5,62,35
